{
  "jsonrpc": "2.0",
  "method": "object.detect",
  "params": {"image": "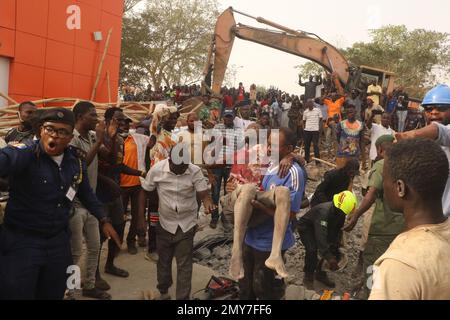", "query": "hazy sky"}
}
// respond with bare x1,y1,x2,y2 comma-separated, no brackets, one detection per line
134,0,450,94
218,0,450,94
